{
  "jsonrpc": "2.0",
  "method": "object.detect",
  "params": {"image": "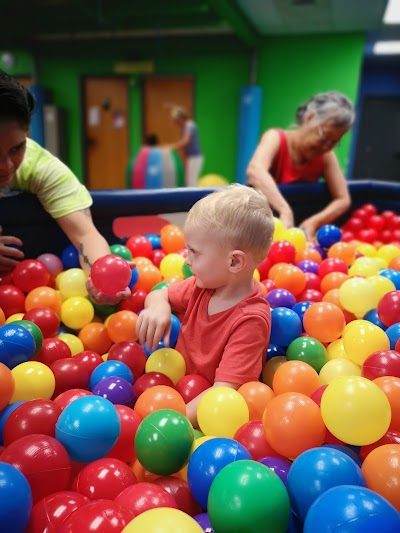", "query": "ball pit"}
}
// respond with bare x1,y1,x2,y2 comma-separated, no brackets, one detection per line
1,197,400,531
